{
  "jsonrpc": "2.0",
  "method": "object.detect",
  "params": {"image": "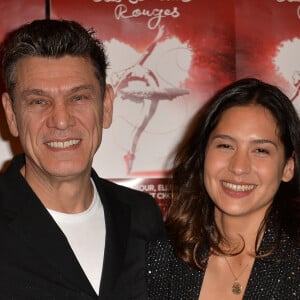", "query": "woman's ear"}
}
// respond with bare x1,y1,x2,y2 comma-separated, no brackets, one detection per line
282,155,295,182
